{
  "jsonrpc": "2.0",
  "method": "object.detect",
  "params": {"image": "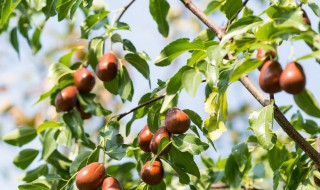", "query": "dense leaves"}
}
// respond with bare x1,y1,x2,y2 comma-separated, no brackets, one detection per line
1,0,320,189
